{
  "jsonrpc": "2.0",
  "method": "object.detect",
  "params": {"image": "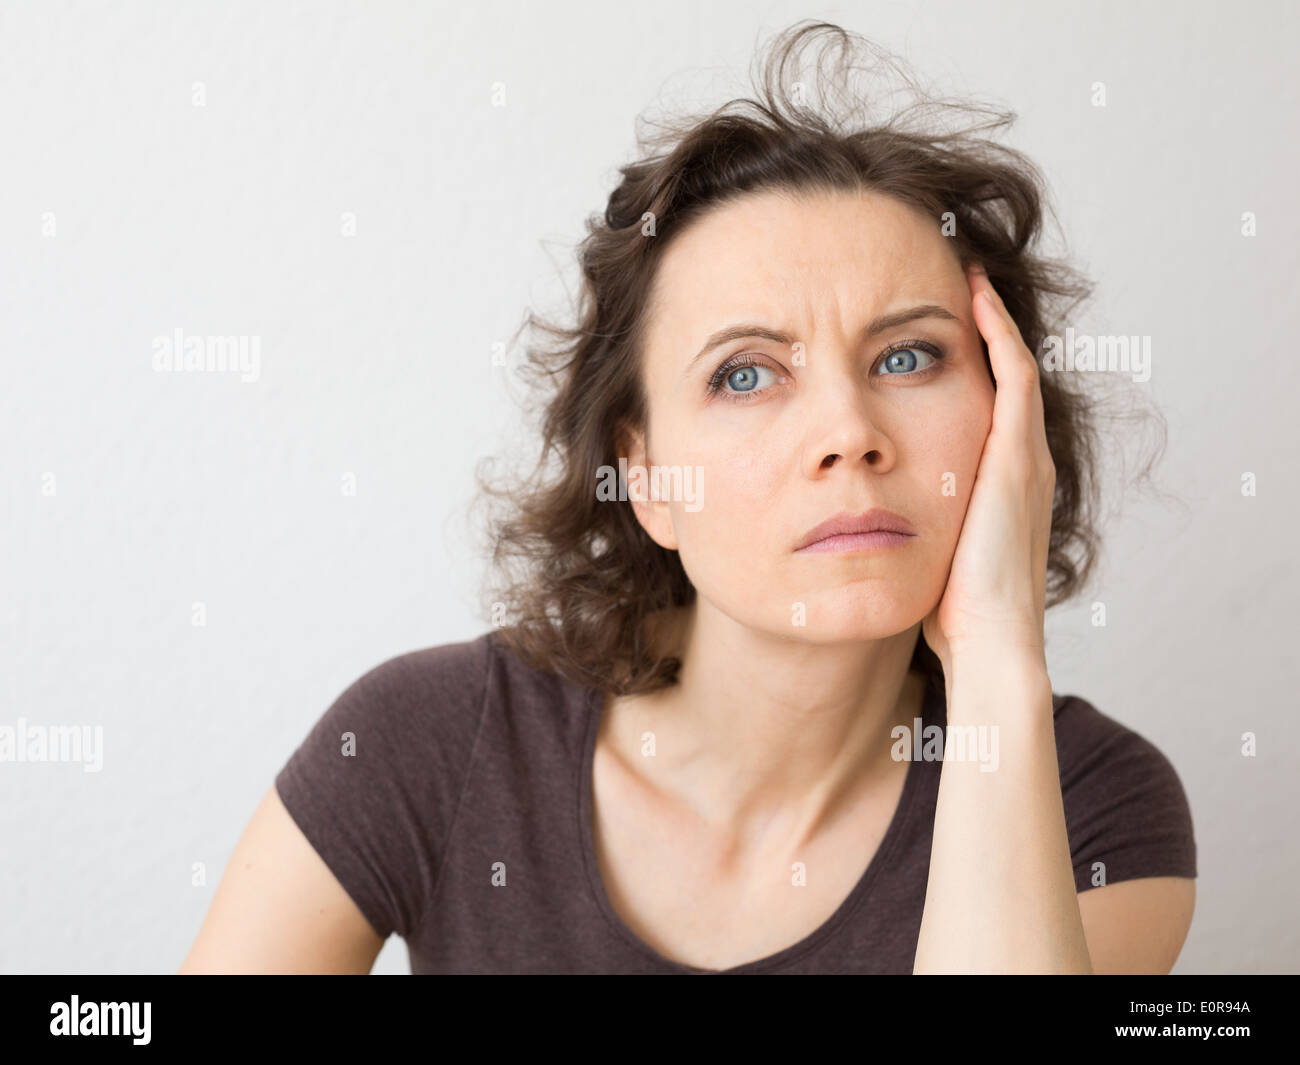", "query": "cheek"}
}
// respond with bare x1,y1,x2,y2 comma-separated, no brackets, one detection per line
910,395,993,533
664,438,791,608
659,412,789,526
